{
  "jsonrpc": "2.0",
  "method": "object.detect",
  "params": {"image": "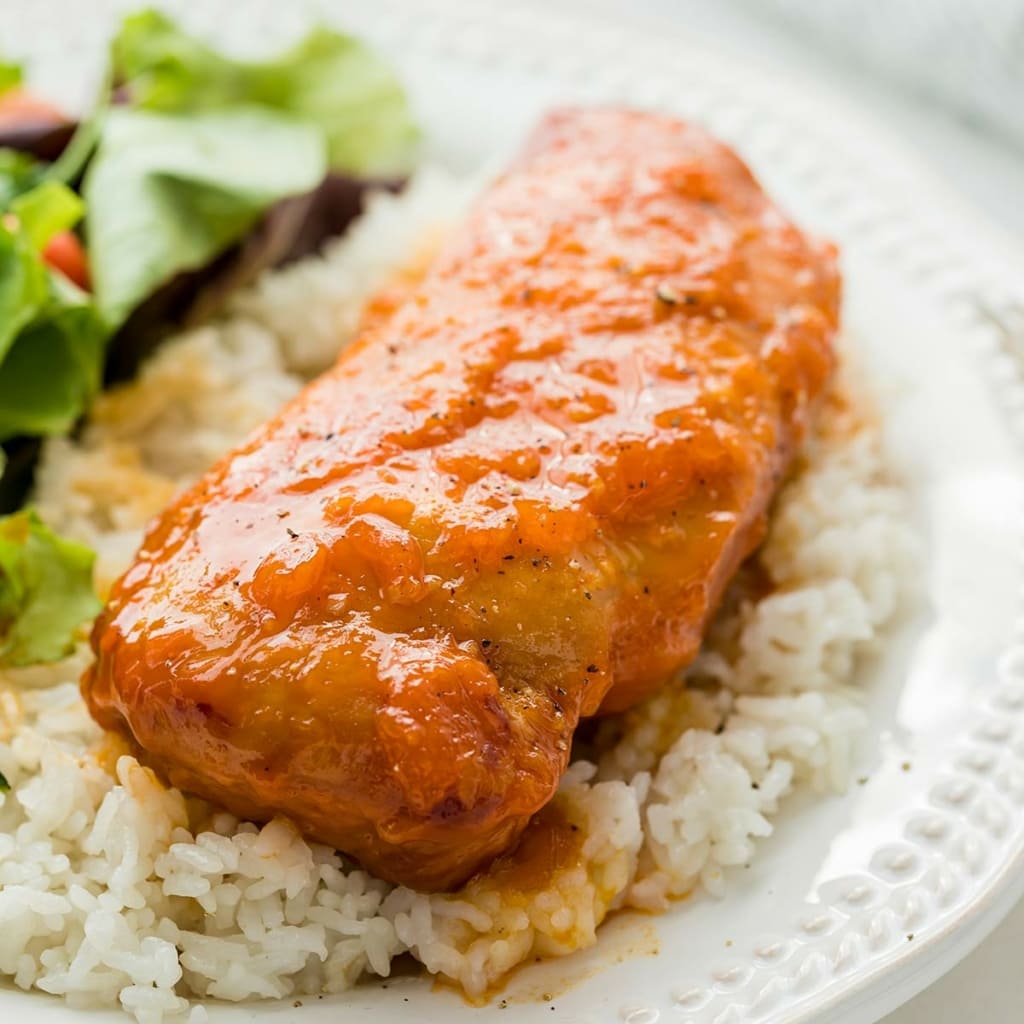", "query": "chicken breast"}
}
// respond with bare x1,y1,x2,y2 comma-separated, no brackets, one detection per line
83,108,839,890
